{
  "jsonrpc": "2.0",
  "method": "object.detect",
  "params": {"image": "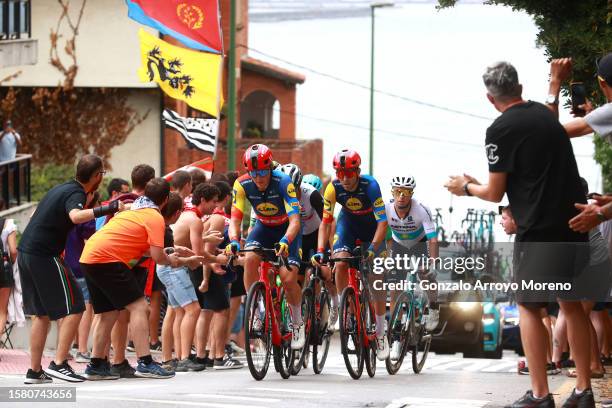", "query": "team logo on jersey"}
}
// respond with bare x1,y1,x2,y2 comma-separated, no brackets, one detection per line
485,143,499,165
287,185,297,198
333,234,339,244
373,197,384,208
346,197,363,211
256,202,279,216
